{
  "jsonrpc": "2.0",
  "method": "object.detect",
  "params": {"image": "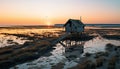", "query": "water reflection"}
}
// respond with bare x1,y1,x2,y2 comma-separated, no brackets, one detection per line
0,28,63,34
84,36,120,54
60,40,85,61
11,36,120,69
0,34,29,47
0,28,63,47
